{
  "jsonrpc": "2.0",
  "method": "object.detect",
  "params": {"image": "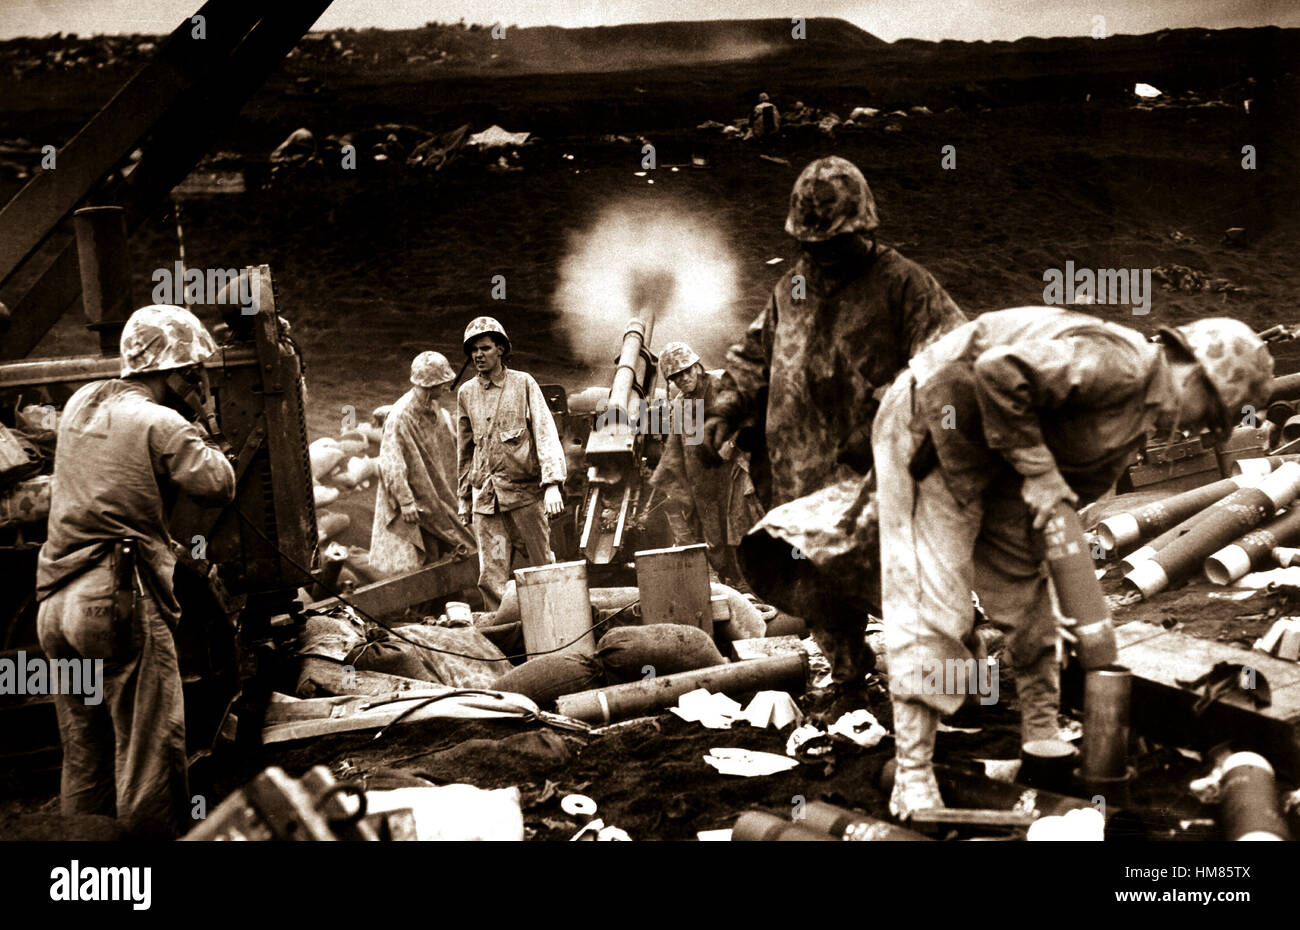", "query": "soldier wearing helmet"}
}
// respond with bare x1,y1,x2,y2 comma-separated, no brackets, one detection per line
35,304,236,836
709,156,966,688
871,307,1273,819
370,351,474,575
456,317,567,609
649,342,764,588
751,92,781,139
